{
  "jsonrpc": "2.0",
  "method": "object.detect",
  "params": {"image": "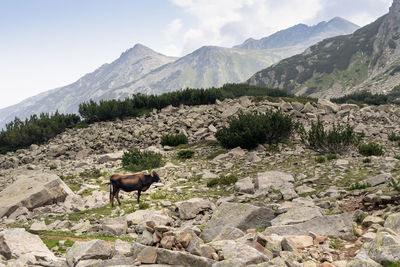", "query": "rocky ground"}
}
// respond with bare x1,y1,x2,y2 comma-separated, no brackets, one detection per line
0,96,400,266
